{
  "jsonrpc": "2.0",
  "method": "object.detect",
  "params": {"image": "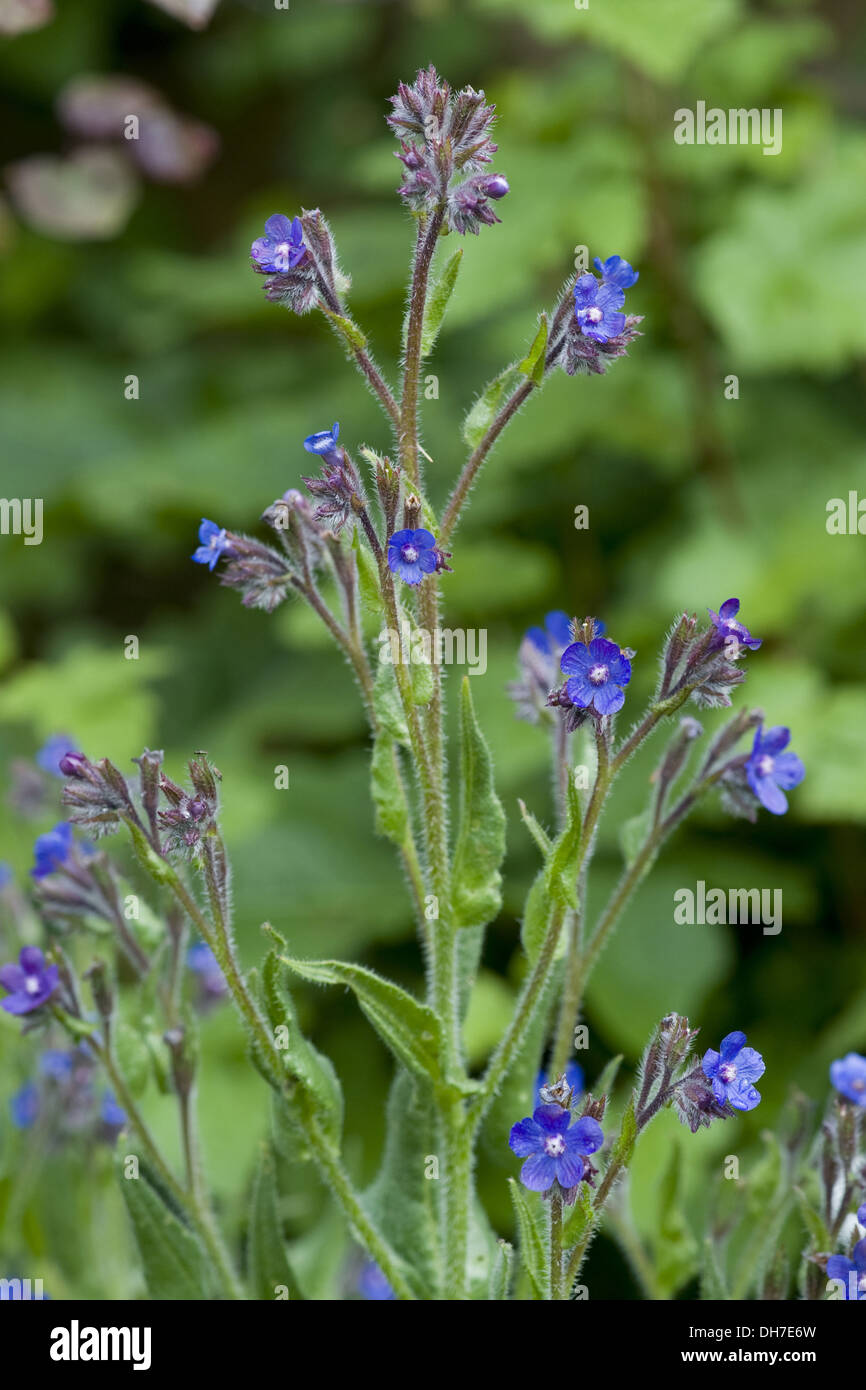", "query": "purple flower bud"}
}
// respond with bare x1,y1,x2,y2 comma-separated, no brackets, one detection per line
483,174,509,199
58,751,89,778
